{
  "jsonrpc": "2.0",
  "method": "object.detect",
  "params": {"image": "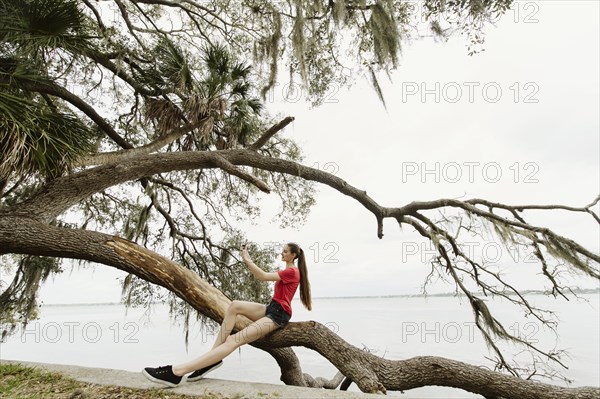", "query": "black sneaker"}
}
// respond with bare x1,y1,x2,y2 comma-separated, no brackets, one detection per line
142,365,183,387
186,360,223,382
